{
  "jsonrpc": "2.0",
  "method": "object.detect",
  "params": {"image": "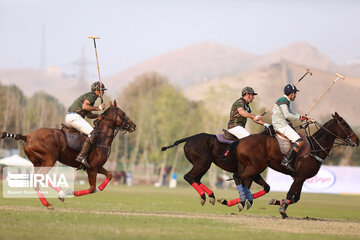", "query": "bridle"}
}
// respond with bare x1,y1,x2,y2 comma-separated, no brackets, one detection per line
301,118,357,156
95,107,132,140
